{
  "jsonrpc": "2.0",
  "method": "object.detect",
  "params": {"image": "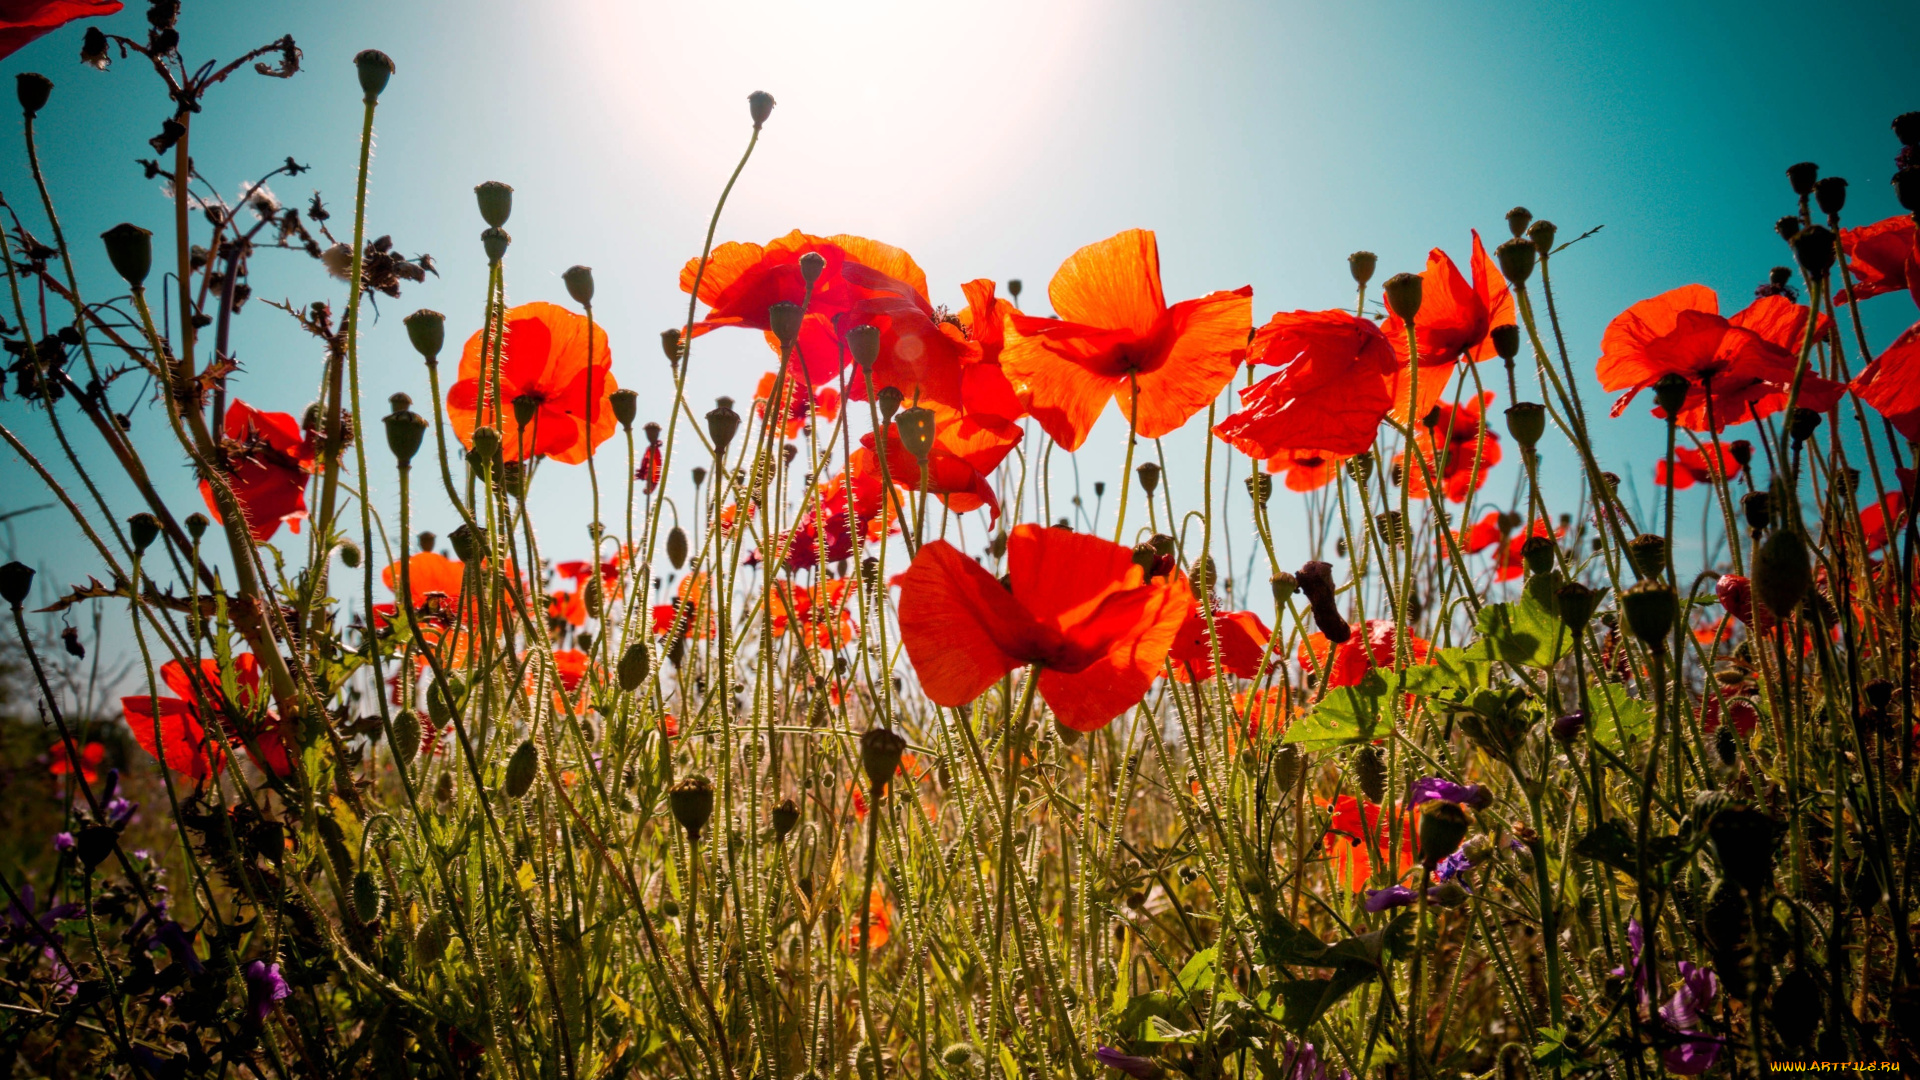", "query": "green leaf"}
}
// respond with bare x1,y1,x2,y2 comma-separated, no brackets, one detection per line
1470,596,1569,669
1259,916,1328,967
1402,647,1491,698
1587,682,1653,750
1572,820,1638,877
1284,671,1388,750
1273,966,1375,1033
1143,1015,1202,1044
1176,947,1218,992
